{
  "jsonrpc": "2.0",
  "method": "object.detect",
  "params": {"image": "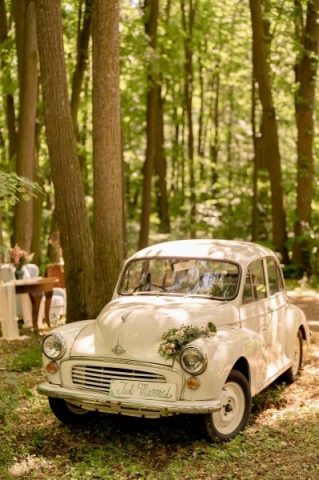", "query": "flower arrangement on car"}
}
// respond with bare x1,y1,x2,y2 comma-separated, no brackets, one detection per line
159,322,217,360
